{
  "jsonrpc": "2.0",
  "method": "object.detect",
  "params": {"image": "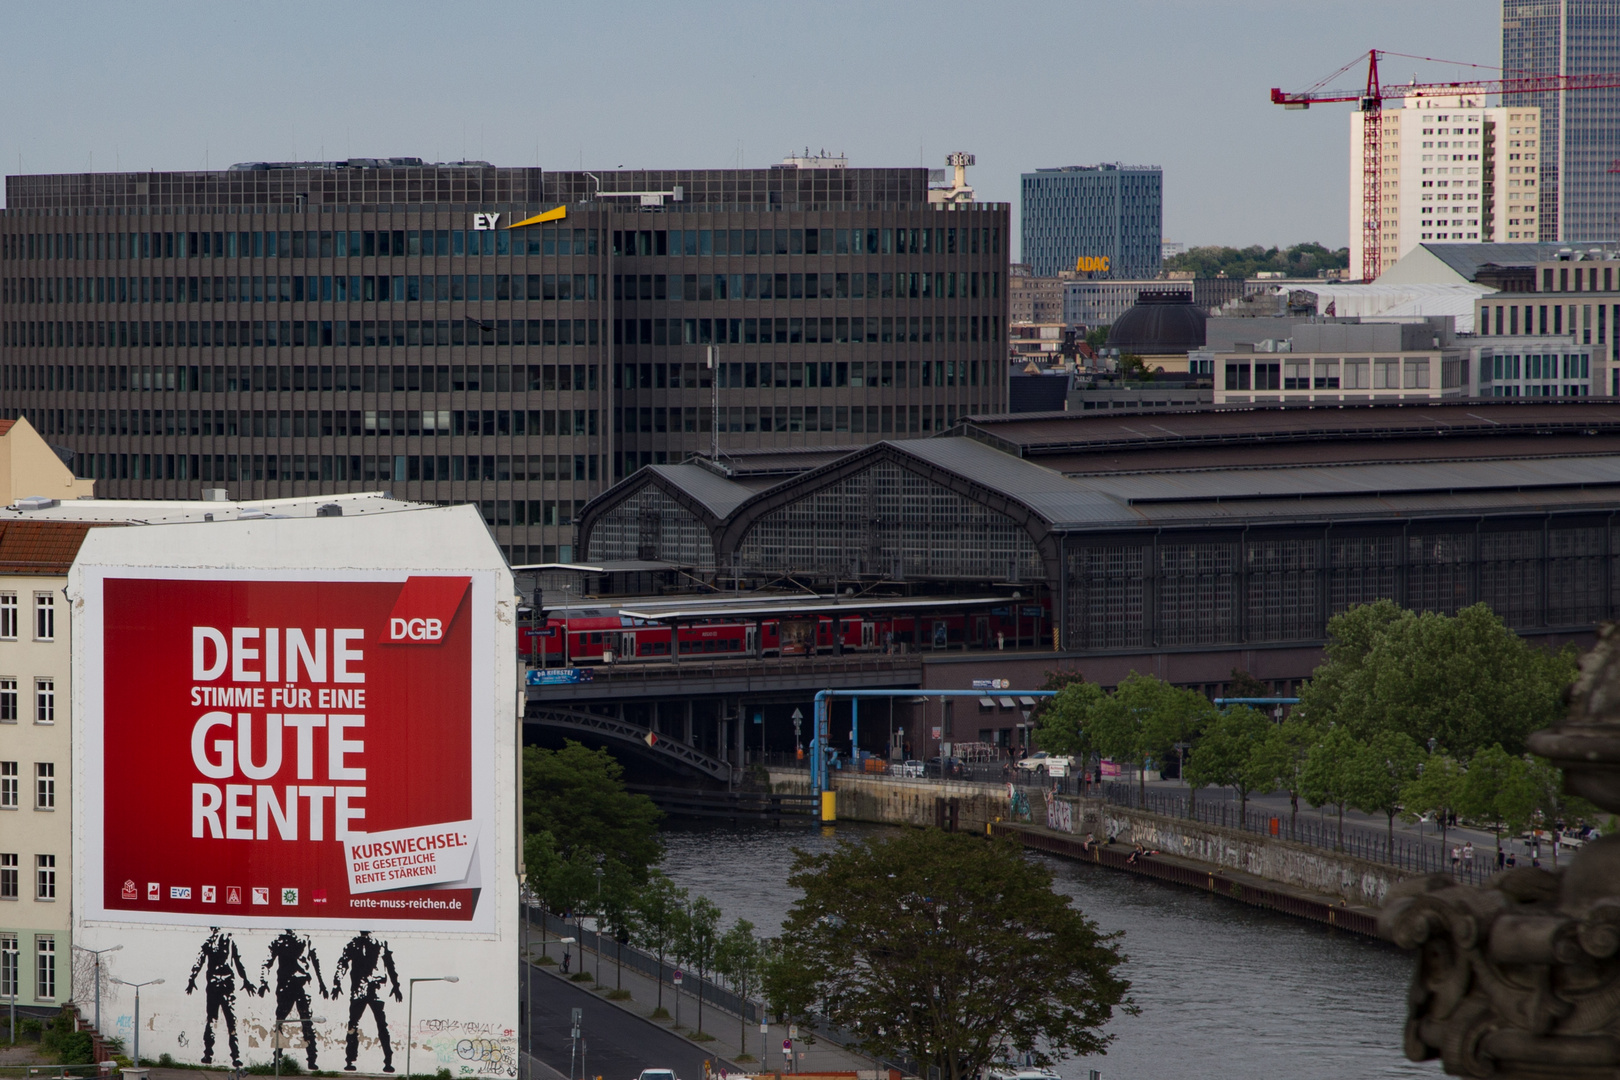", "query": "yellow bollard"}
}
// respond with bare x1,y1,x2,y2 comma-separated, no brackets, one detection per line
820,790,837,822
